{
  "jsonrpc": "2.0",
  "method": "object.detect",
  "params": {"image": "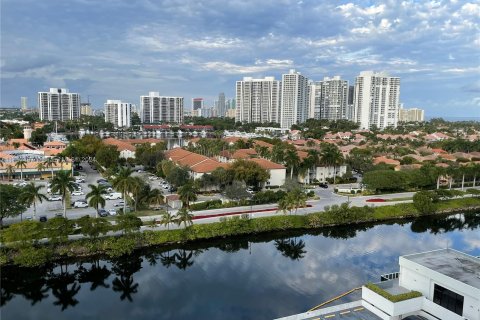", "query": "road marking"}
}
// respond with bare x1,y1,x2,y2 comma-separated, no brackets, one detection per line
339,310,351,315
353,307,364,311
311,318,320,320
324,315,335,318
